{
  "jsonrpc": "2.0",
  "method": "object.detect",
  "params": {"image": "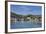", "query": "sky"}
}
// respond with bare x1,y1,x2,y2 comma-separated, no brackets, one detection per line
10,5,42,15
